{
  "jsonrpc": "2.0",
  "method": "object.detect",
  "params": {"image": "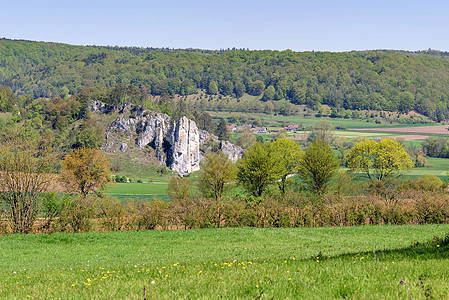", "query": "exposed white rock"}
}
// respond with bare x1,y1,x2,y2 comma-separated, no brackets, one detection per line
165,116,200,175
120,143,128,153
220,140,244,163
99,101,242,174
90,100,110,113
